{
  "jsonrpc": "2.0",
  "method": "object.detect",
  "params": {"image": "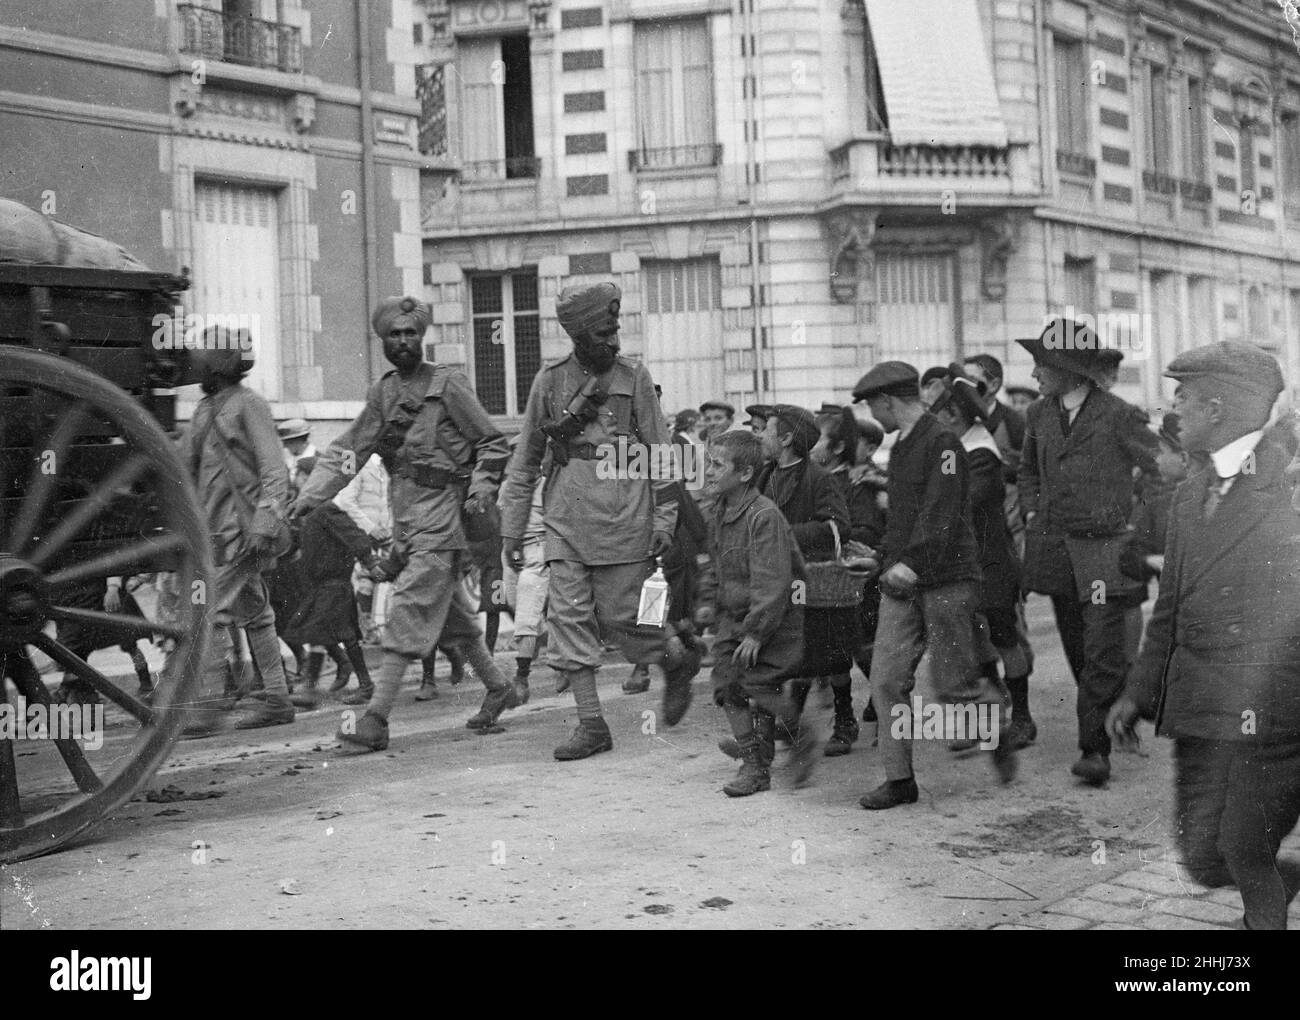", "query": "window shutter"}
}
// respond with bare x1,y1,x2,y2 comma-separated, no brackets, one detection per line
459,36,504,166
